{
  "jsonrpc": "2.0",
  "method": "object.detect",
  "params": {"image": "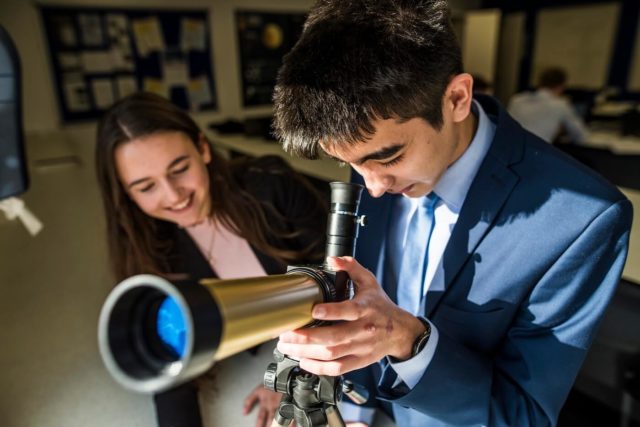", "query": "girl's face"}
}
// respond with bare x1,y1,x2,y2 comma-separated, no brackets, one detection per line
114,131,212,227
